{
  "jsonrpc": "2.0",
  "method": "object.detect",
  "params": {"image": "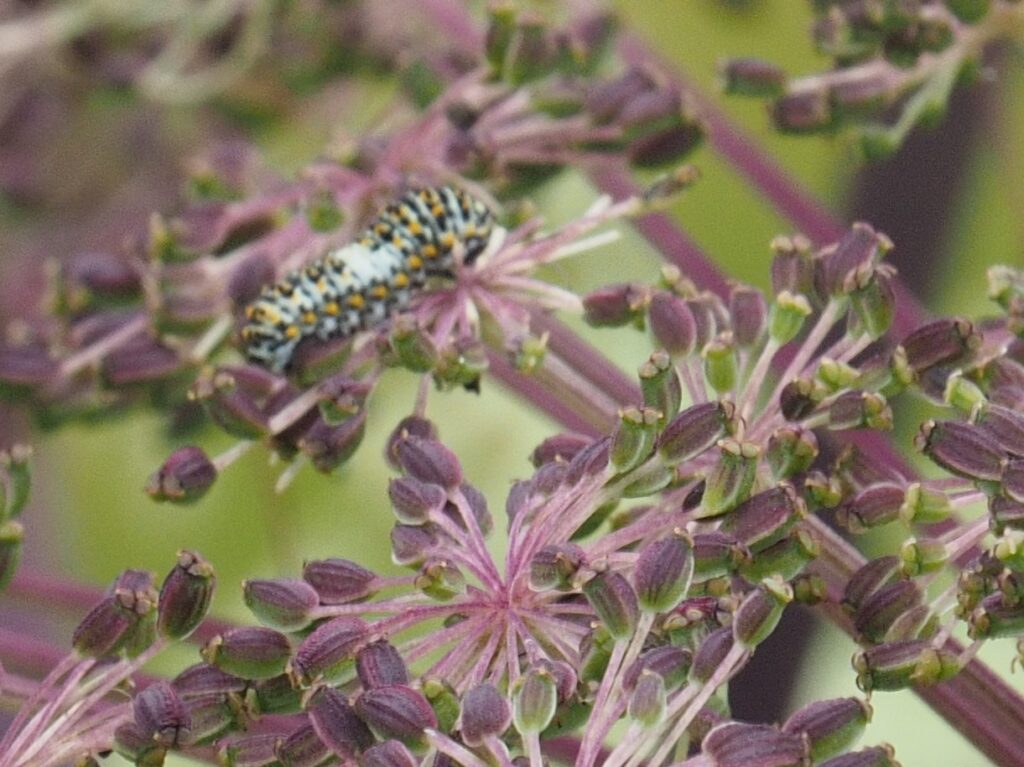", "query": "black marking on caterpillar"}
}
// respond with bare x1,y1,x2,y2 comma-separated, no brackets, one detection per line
241,186,494,373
